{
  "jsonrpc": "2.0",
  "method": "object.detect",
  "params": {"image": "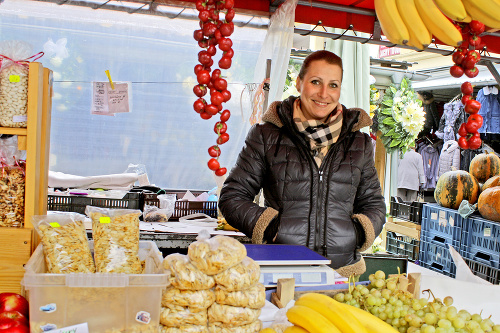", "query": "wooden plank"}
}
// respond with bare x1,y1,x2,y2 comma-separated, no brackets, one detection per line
17,135,27,151
0,127,27,135
0,228,32,294
386,221,420,239
38,68,52,217
374,131,386,192
25,62,44,230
